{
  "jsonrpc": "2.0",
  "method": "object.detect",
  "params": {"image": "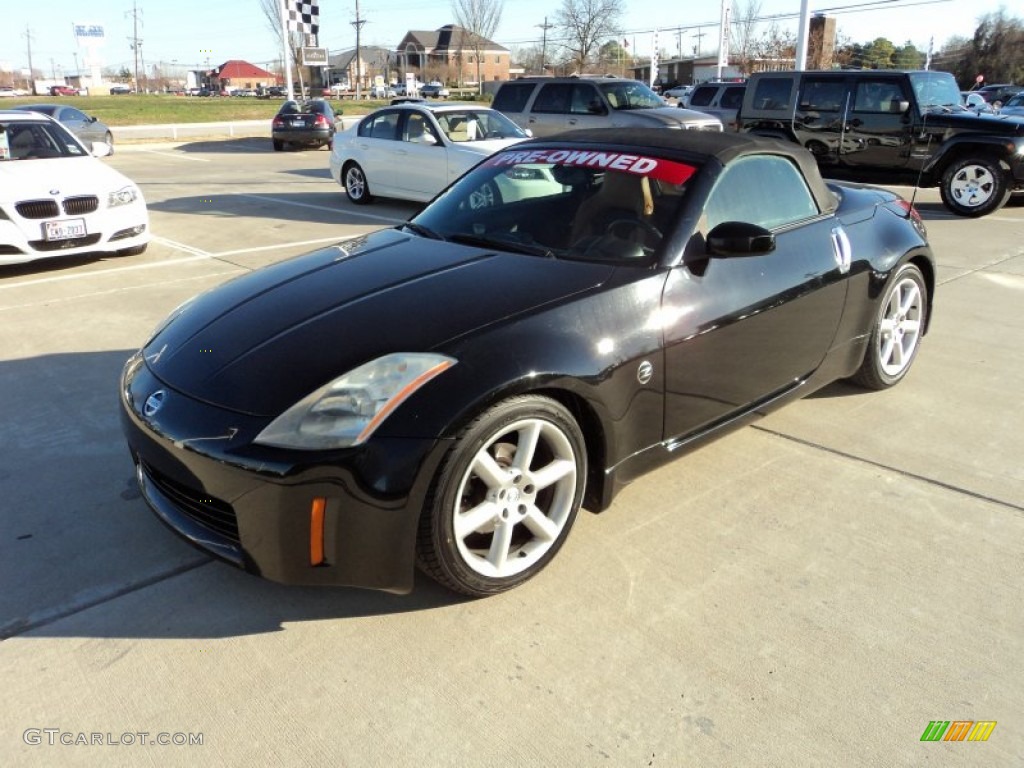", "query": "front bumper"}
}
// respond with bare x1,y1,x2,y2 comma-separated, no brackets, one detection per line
119,355,447,593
